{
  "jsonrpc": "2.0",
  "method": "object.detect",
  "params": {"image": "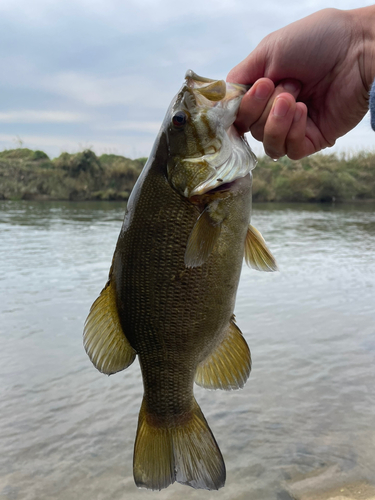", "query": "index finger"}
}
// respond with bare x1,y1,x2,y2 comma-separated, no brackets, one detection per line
233,78,275,135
